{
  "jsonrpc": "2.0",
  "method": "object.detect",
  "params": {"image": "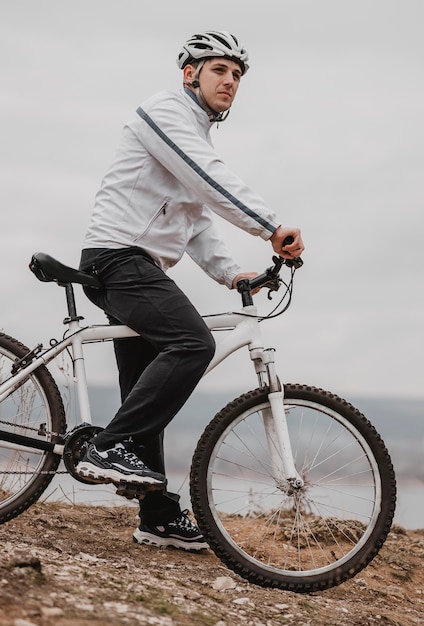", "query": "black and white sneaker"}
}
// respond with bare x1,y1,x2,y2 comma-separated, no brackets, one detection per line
133,510,208,551
76,442,167,487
